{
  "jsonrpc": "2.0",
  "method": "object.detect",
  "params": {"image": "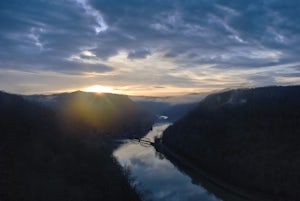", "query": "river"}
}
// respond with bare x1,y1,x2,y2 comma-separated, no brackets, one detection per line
113,122,248,201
